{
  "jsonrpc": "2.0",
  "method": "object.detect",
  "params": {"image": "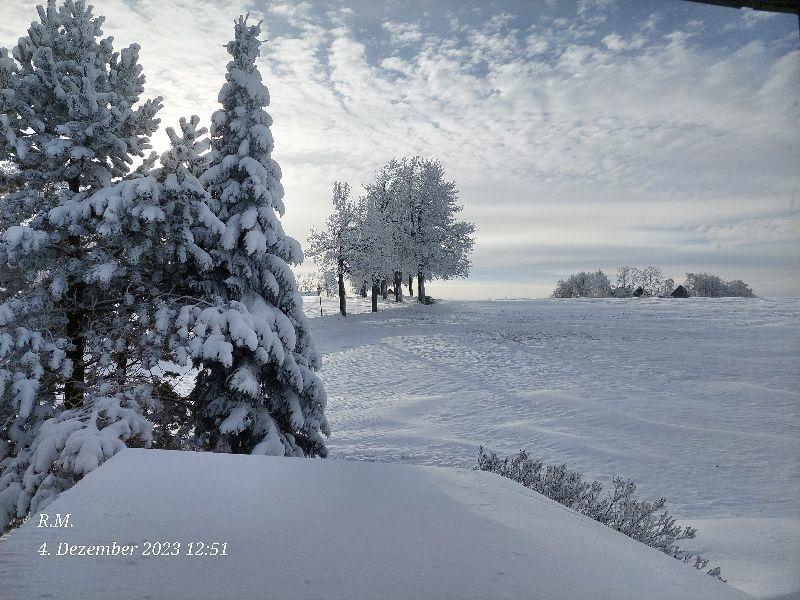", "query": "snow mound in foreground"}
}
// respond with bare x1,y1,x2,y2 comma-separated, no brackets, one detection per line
0,449,752,600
